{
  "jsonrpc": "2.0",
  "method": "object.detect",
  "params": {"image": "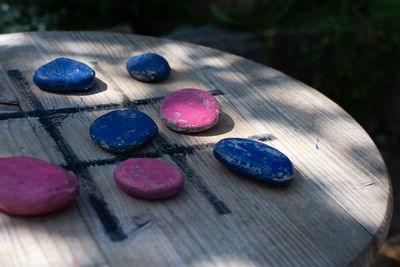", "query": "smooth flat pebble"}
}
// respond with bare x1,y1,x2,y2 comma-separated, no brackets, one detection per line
126,52,170,82
159,88,221,133
114,158,185,199
90,110,158,153
33,57,95,92
0,156,79,216
213,138,294,185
